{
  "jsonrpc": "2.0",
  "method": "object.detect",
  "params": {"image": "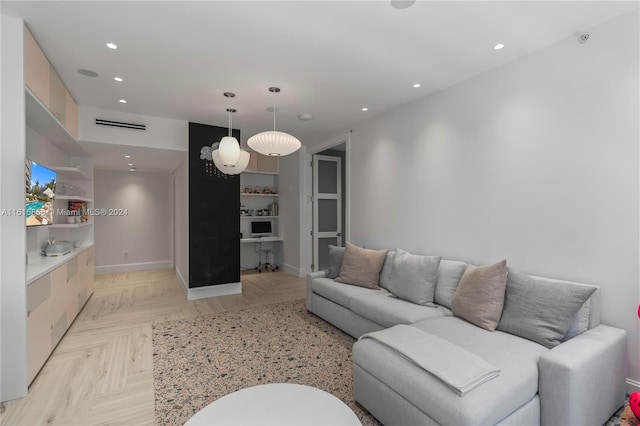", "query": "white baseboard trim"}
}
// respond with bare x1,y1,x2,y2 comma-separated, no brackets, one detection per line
175,268,188,296
282,263,305,278
95,261,173,275
627,378,640,393
186,282,242,301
